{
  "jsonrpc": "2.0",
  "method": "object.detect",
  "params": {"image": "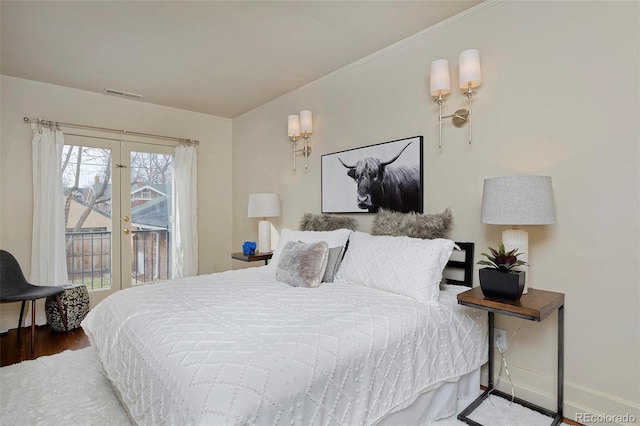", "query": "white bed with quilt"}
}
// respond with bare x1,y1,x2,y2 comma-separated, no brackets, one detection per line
82,228,487,425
